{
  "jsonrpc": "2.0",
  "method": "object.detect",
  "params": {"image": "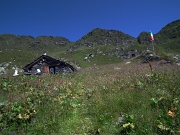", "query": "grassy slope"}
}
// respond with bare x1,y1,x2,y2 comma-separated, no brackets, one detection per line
0,63,180,134
0,36,180,134
1,37,180,80
1,42,125,73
